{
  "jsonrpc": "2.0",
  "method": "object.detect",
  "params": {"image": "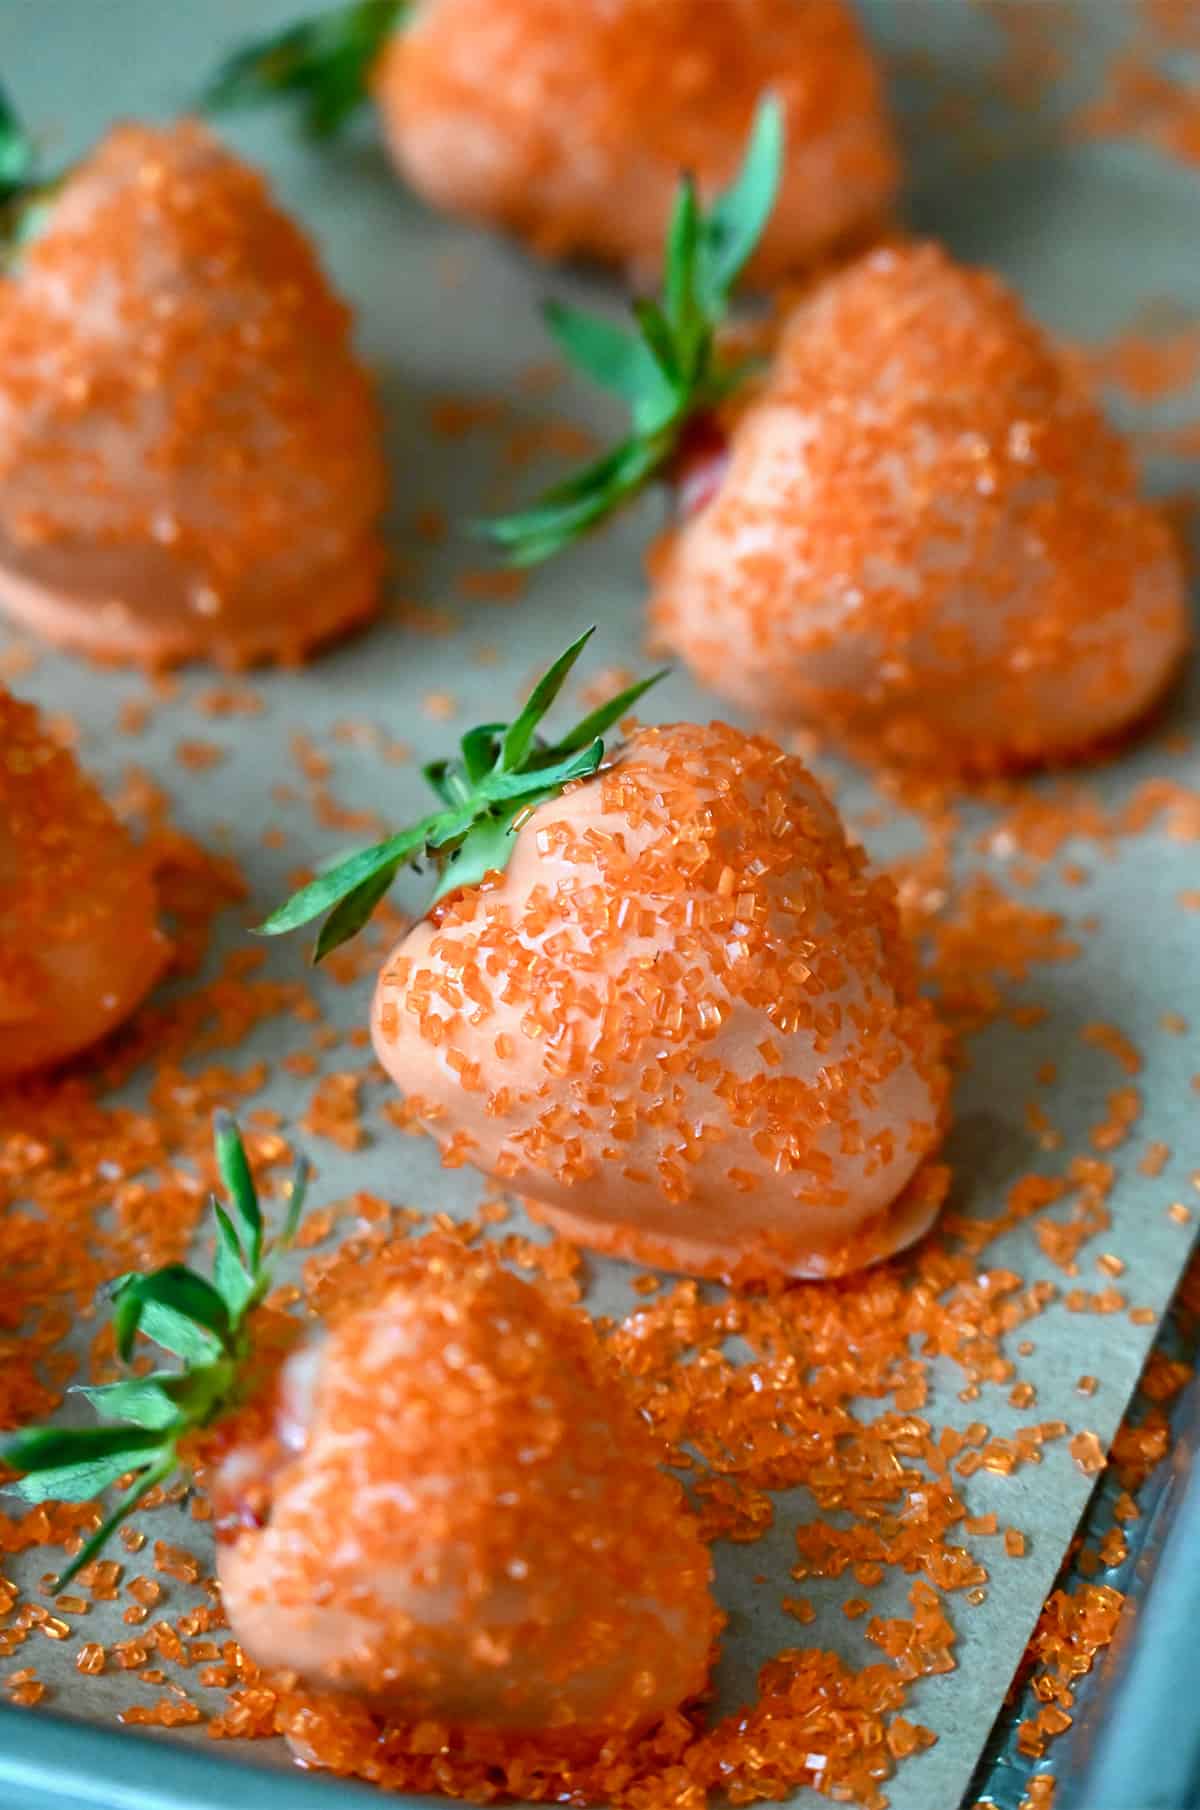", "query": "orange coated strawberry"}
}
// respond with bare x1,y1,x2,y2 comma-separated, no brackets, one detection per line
214,1236,718,1731
370,721,950,1280
264,642,949,1281
376,0,899,279
0,686,167,1080
0,120,387,669
652,243,1191,771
